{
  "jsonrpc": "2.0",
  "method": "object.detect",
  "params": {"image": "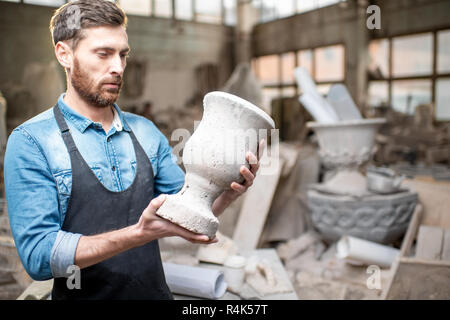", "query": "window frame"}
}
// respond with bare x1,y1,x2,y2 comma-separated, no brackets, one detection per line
1,0,233,26
252,42,346,100
368,28,450,121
